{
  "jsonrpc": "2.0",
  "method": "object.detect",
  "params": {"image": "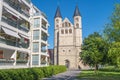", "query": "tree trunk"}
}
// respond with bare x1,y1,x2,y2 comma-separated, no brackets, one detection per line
94,64,98,73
